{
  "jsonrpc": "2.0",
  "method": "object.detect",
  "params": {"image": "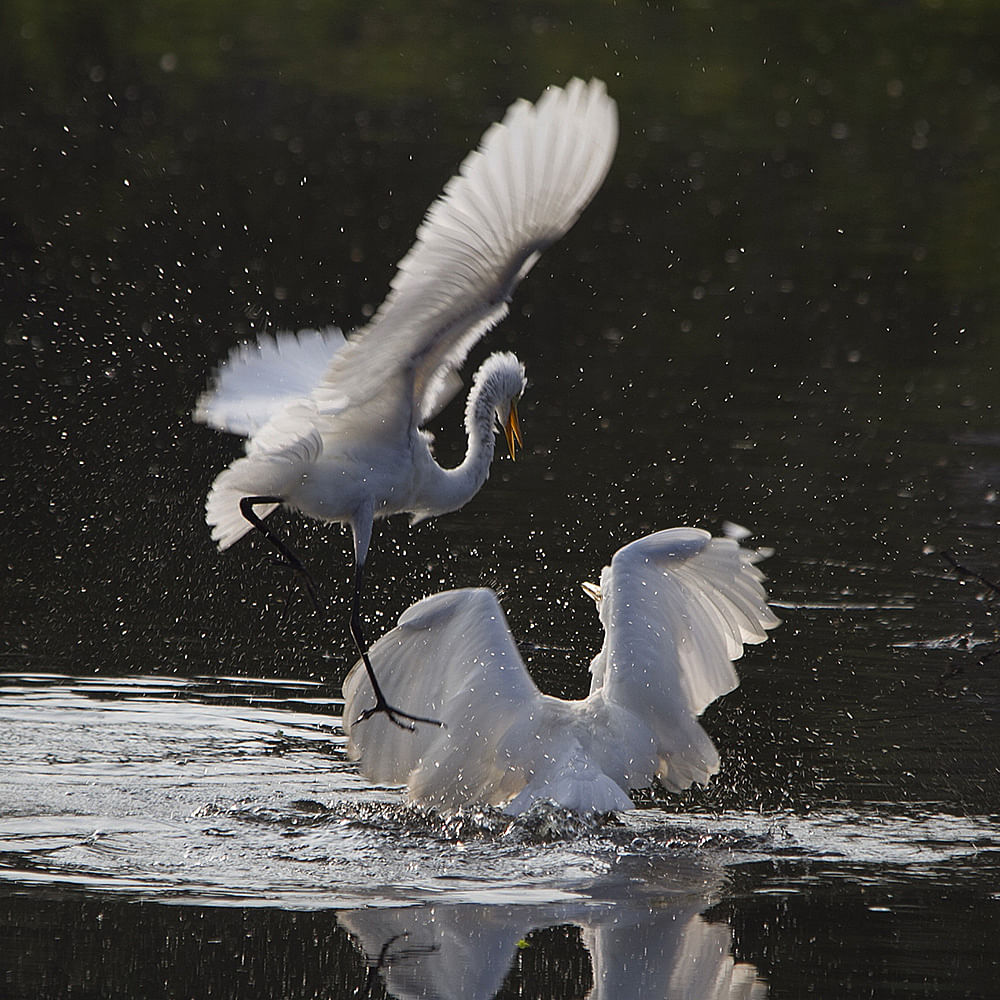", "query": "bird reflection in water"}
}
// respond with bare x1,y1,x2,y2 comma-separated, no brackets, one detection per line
340,894,767,1000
